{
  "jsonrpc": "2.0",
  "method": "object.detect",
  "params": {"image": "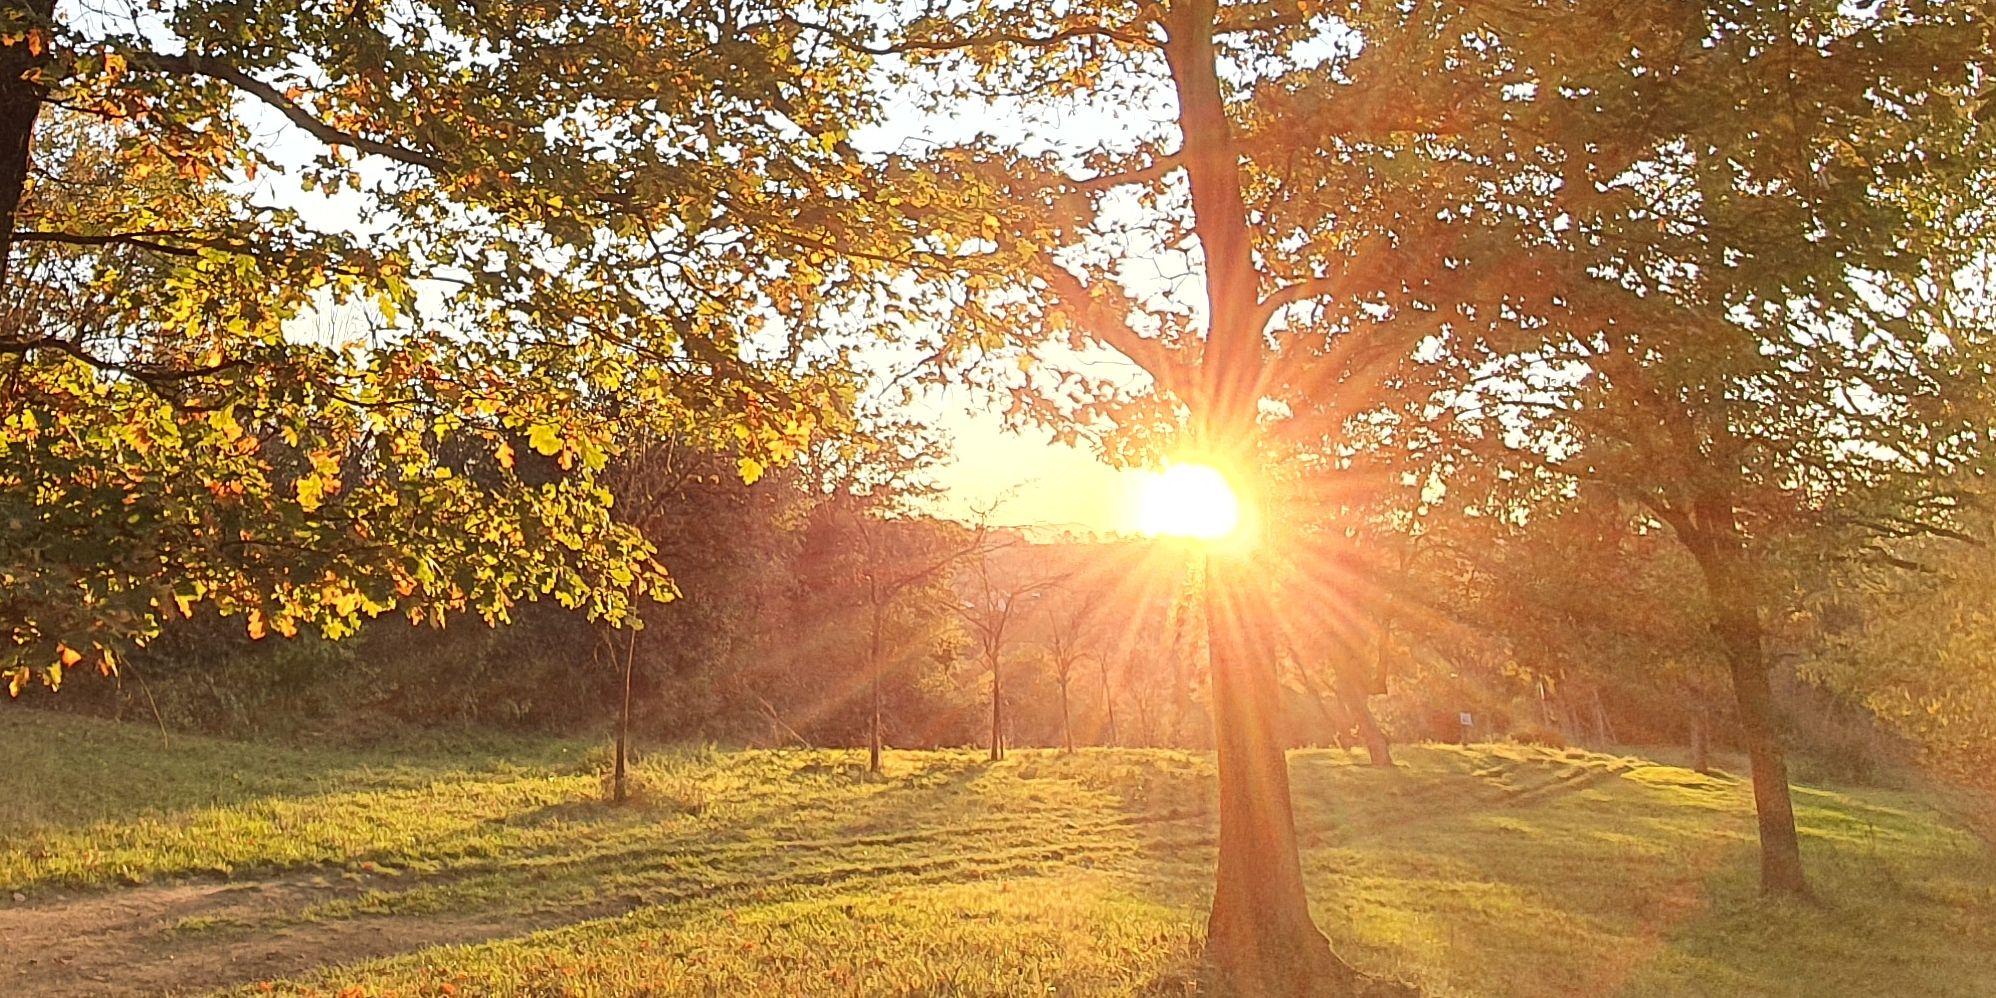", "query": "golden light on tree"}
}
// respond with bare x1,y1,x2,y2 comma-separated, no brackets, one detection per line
1132,462,1243,541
